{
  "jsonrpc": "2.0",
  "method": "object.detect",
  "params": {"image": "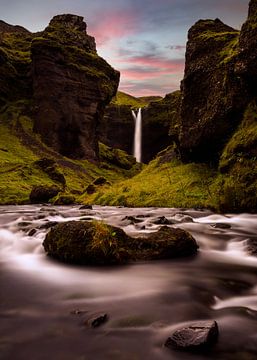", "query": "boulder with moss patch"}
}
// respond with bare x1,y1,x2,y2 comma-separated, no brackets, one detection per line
29,185,60,203
43,221,198,265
